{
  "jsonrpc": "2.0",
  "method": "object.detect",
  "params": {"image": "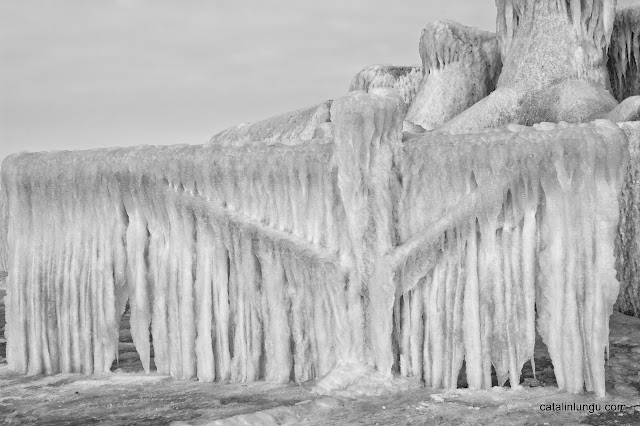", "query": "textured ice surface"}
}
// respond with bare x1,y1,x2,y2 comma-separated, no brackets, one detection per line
0,91,630,399
348,65,423,105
